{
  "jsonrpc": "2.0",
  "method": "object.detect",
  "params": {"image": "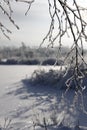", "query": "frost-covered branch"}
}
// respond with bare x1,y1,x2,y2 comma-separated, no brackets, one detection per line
0,0,34,39
40,0,87,92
